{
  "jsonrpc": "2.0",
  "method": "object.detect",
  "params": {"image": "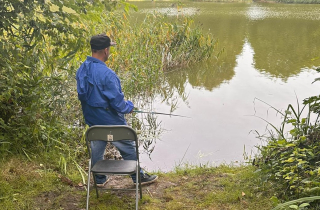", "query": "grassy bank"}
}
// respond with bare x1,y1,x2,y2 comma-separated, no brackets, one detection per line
0,156,276,209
